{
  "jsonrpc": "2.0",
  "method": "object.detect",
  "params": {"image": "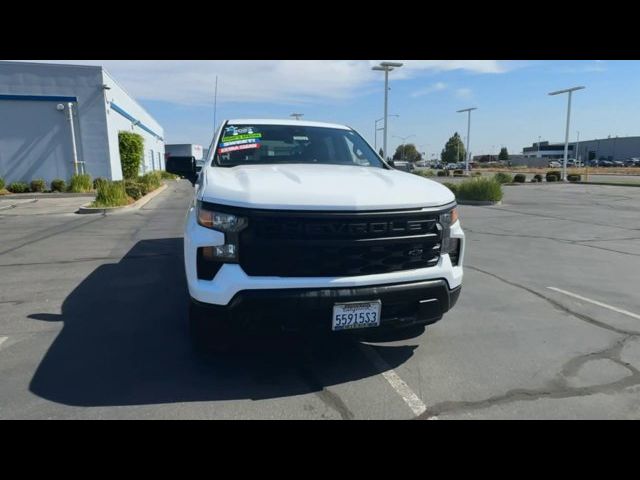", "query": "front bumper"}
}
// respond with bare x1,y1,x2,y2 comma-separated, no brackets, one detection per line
191,279,461,334
183,204,465,306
